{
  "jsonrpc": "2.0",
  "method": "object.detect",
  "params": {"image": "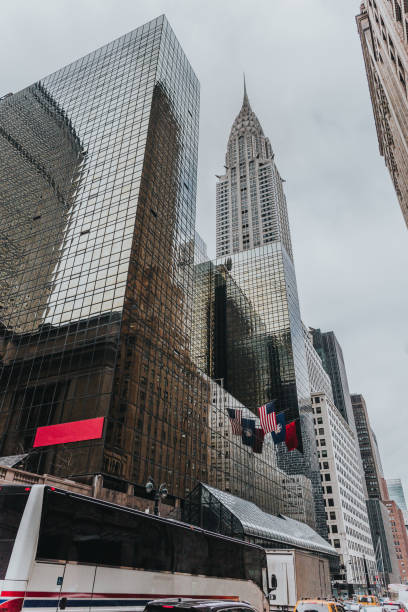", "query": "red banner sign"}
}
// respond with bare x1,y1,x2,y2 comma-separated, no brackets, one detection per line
33,417,104,448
